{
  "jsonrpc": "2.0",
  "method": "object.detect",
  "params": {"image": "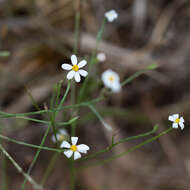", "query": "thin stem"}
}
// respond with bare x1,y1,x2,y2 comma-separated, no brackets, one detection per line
88,104,112,131
51,82,71,143
0,51,10,57
15,116,79,126
40,152,60,185
78,18,106,102
73,12,80,54
20,124,51,190
55,80,63,108
73,0,80,54
121,63,158,87
55,82,71,118
80,125,158,161
0,96,104,118
70,159,76,190
89,18,106,71
0,144,42,190
121,70,146,87
82,127,173,168
0,134,63,153
25,86,41,111
1,153,8,190
0,121,8,190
